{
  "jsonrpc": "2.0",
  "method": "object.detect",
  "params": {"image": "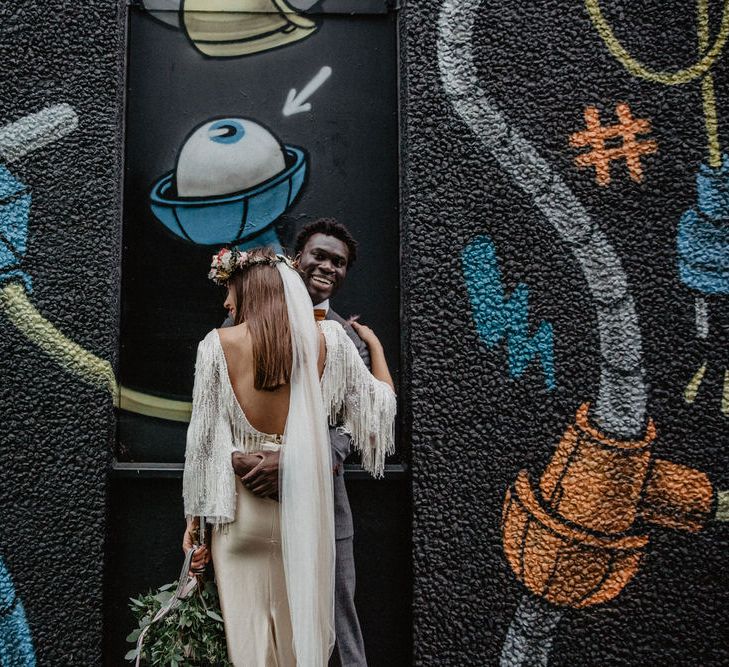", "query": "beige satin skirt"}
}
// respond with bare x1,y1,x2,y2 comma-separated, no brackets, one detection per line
212,444,295,667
